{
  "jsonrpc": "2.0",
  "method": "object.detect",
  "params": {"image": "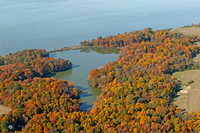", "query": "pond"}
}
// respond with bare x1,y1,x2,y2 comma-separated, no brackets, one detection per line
51,47,120,111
